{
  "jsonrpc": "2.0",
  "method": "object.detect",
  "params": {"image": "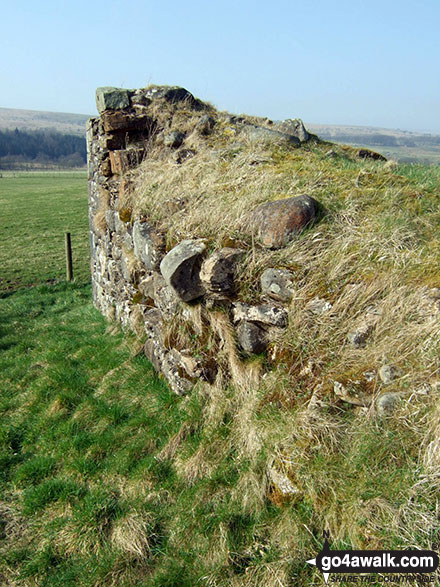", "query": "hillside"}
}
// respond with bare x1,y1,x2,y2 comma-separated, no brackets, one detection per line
307,122,440,164
0,108,89,169
0,107,89,136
